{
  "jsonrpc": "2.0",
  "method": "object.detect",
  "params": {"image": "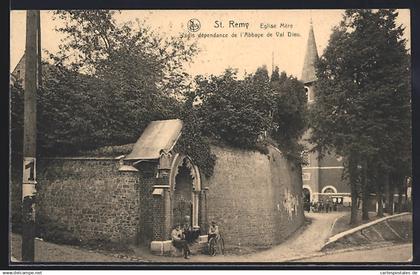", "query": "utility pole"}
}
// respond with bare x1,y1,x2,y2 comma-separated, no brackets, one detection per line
37,12,42,87
22,10,40,262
